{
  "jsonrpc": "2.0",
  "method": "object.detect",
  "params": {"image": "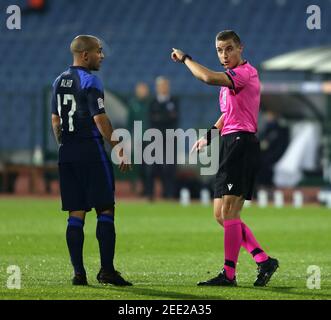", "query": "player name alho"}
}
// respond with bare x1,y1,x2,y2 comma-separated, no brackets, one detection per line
5,5,21,30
